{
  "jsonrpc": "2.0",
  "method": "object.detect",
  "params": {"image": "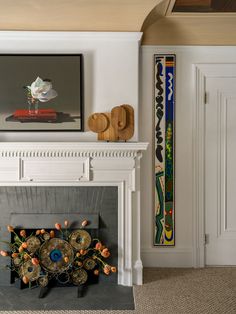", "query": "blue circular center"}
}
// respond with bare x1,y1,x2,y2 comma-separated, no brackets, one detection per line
76,236,82,243
50,249,62,262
